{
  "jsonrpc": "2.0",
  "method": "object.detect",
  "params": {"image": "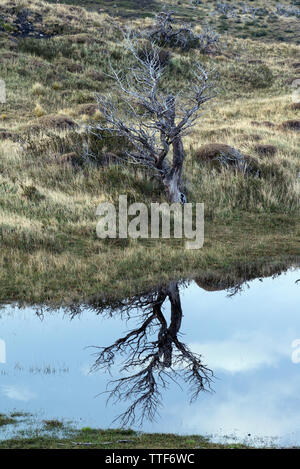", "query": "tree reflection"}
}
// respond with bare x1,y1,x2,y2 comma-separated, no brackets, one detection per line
89,281,213,427
33,259,298,426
